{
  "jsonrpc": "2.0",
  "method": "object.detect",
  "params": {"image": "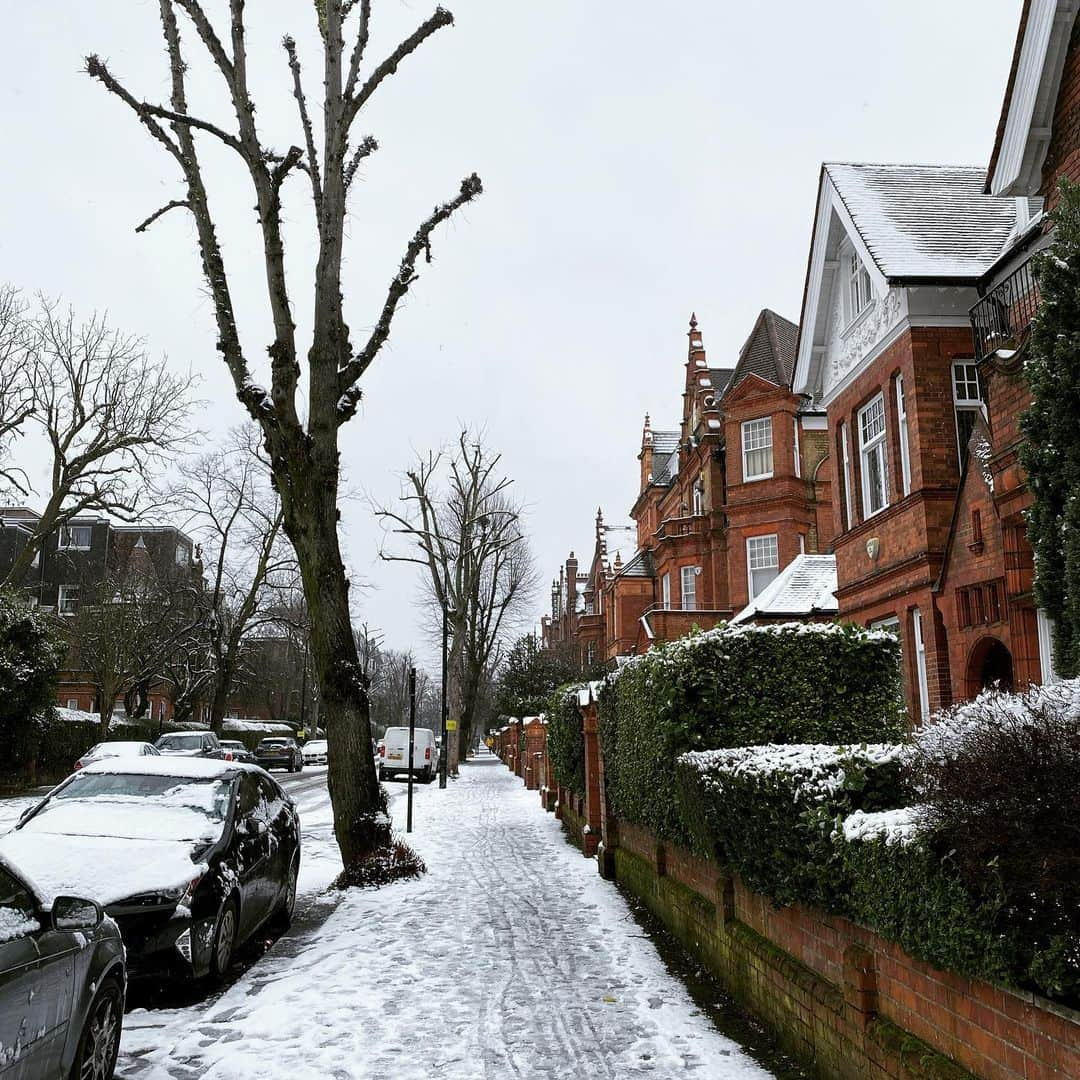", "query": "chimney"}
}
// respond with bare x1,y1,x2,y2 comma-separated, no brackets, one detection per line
639,413,653,491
